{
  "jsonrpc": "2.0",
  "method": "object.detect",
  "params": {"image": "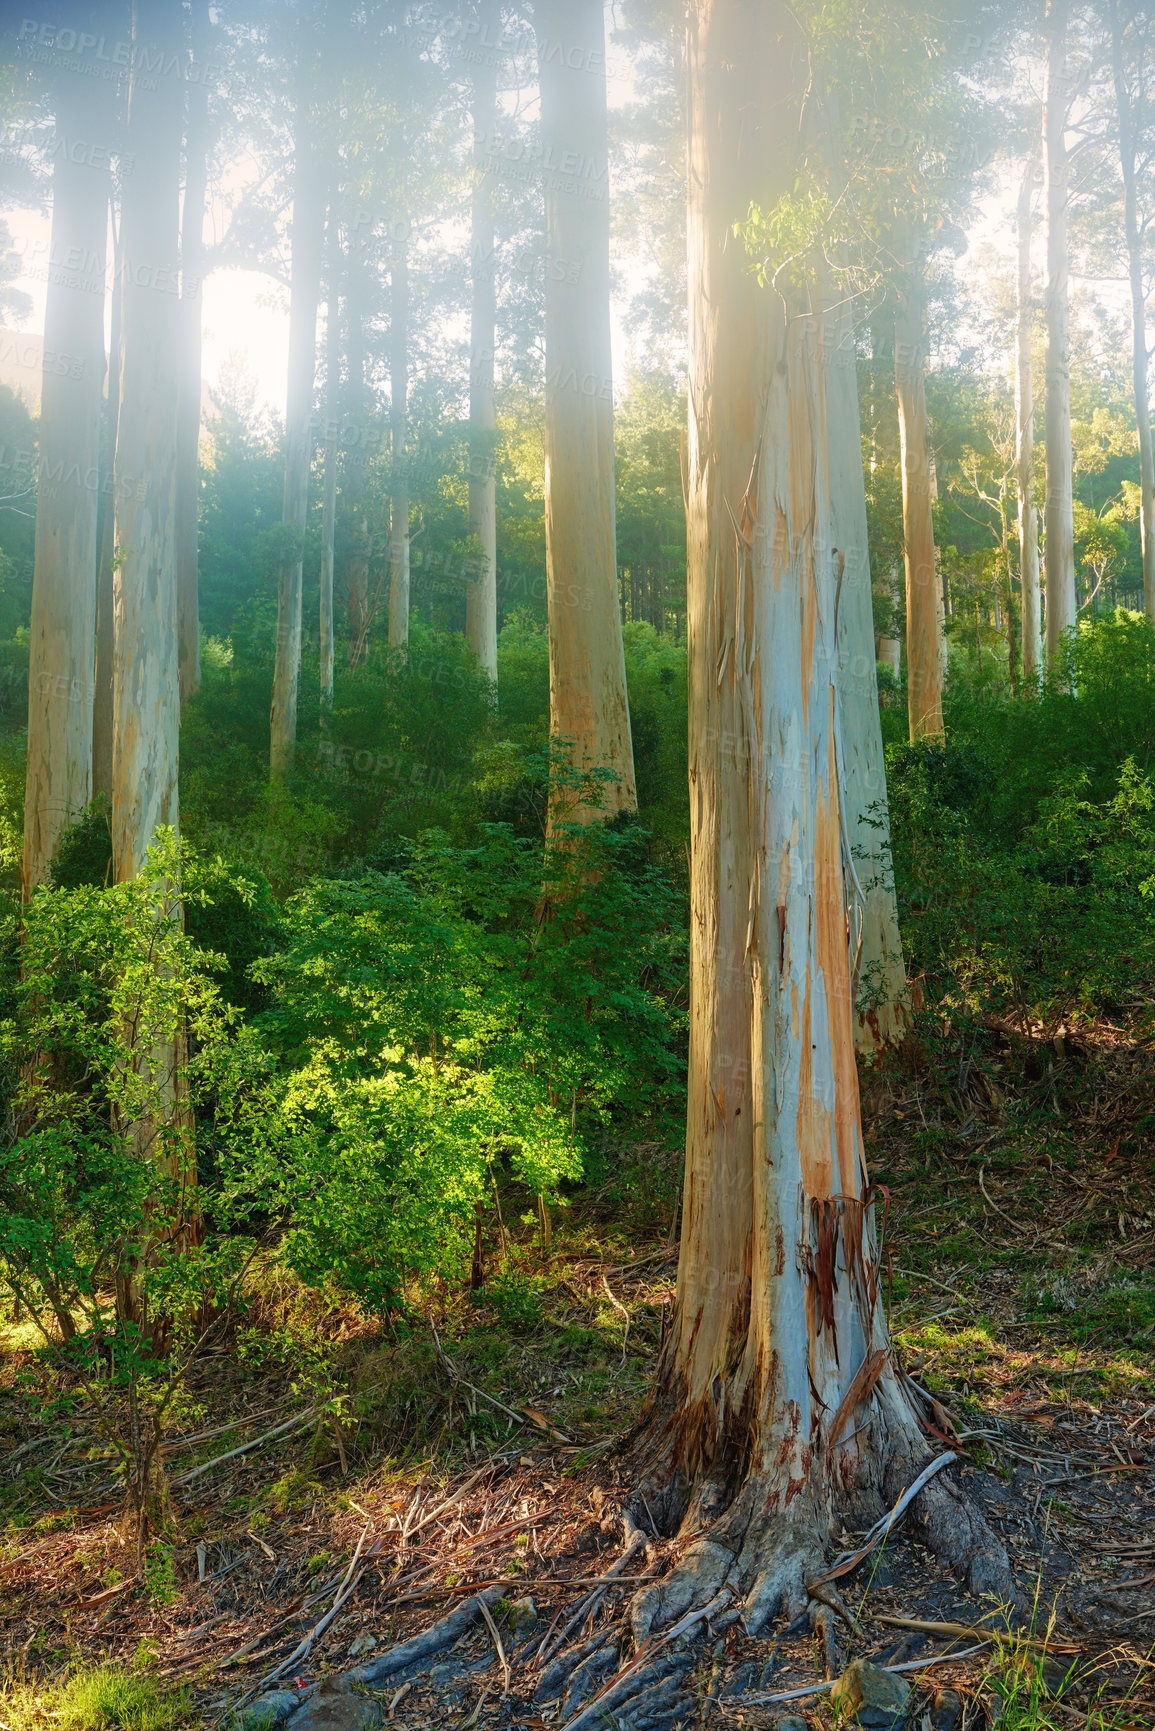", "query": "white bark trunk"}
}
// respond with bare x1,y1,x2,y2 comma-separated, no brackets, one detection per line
824,292,910,1053
466,14,499,685
343,223,370,662
113,0,181,880
23,77,108,892
387,235,410,651
270,26,324,779
536,0,636,829
1016,155,1042,681
176,0,208,709
1108,0,1155,620
1044,0,1077,668
320,200,337,711
666,0,920,1516
895,268,944,740
93,255,120,803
